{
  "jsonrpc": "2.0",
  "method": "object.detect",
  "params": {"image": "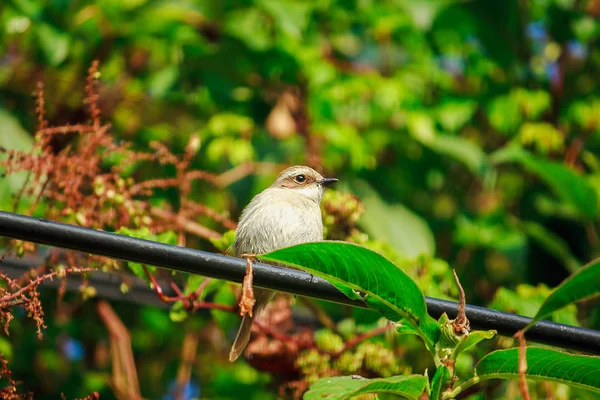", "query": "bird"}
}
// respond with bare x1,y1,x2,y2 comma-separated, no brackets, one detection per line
229,165,338,361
